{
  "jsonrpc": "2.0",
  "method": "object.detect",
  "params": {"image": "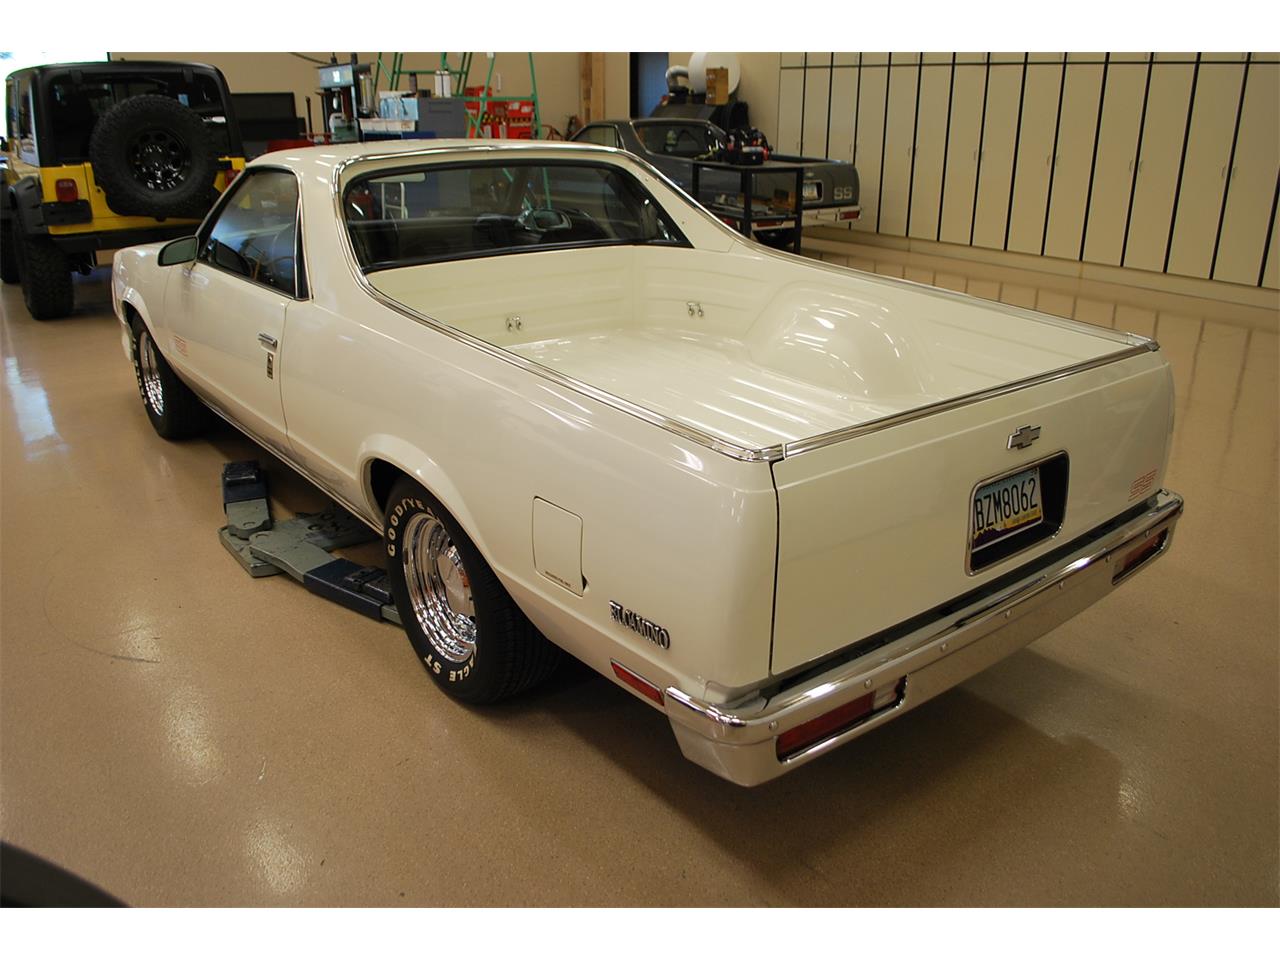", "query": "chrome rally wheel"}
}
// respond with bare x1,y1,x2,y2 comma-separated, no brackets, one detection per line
137,328,166,416
384,478,562,703
401,510,477,664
